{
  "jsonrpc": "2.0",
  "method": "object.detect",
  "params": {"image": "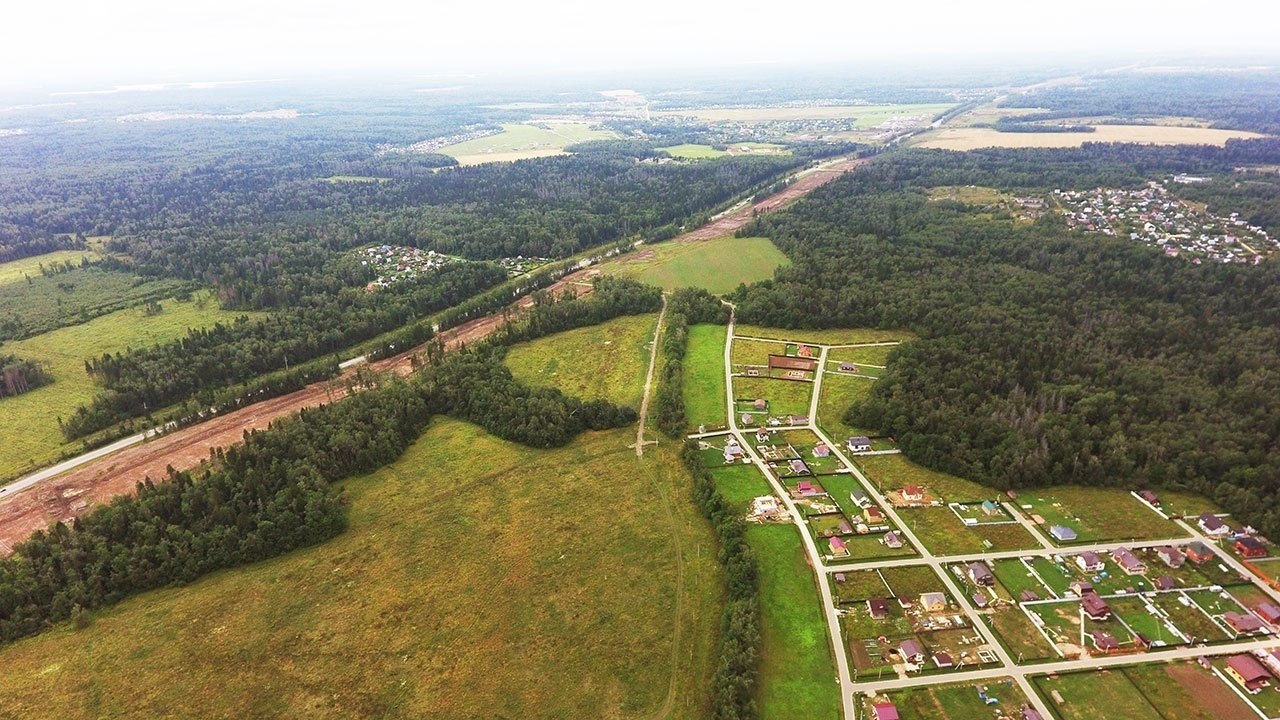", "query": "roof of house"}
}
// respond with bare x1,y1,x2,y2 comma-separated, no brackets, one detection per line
920,591,946,608
848,435,871,446
1227,654,1270,683
973,592,989,607
932,652,954,667
1255,603,1280,622
797,480,812,491
1225,611,1263,633
867,598,890,616
1112,547,1145,571
1199,512,1227,530
899,639,925,659
1187,540,1213,556
1019,589,1040,602
903,484,923,496
1050,525,1077,541
872,703,900,720
1079,551,1102,565
829,536,848,552
884,531,903,548
1091,629,1119,650
968,562,994,580
1023,707,1044,720
768,354,818,372
790,459,808,473
1155,576,1176,590
1081,592,1111,619
1236,536,1266,552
